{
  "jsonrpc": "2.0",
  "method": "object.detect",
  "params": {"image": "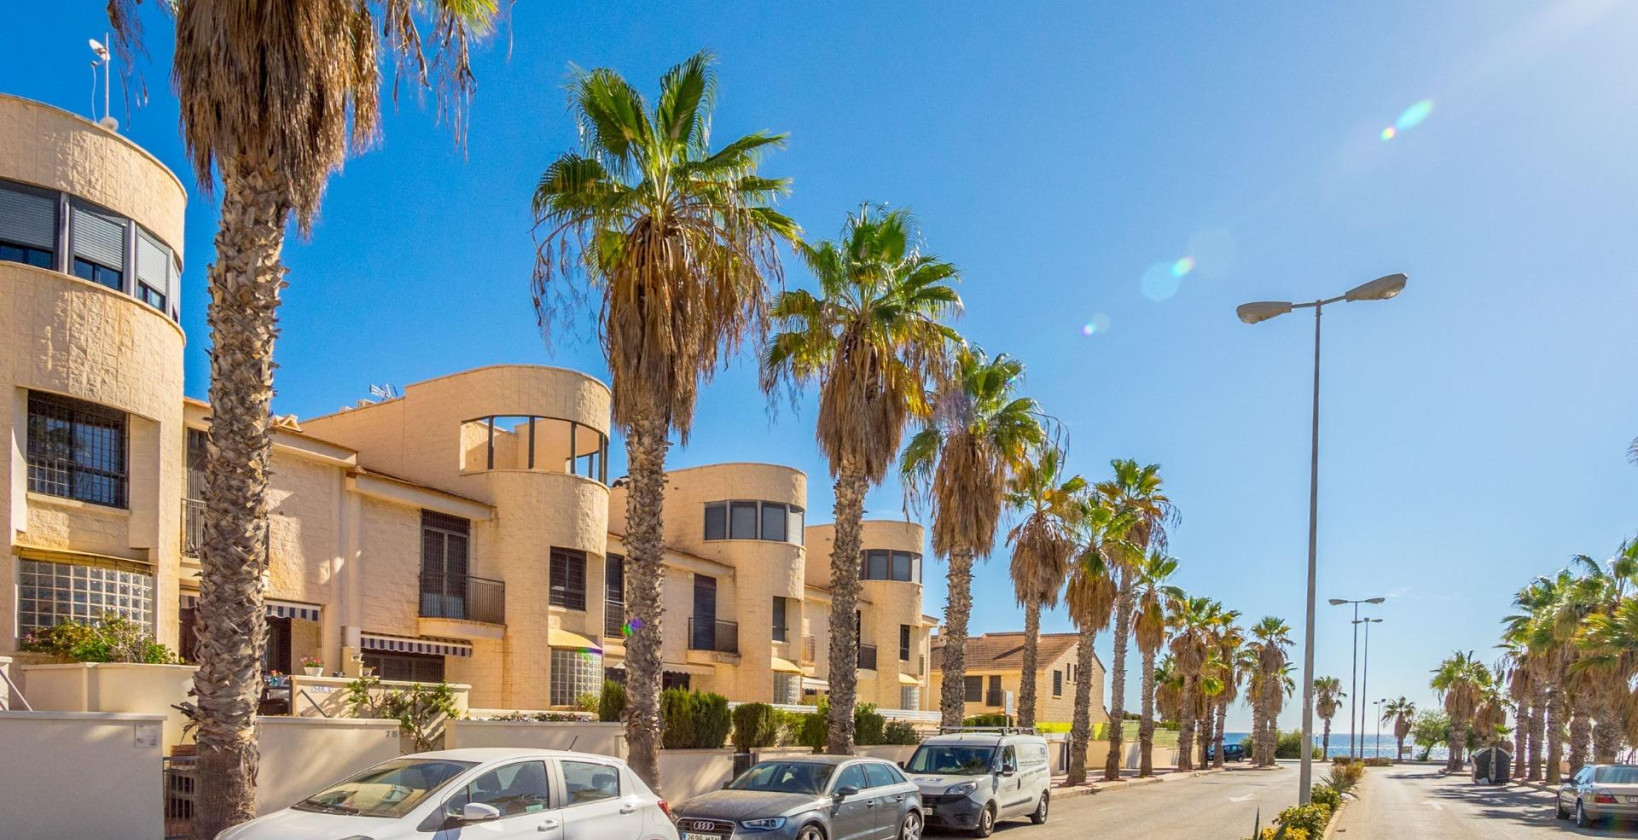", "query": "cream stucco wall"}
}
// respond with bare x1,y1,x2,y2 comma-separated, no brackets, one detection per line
928,637,1108,727
805,520,932,710
1,95,187,652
